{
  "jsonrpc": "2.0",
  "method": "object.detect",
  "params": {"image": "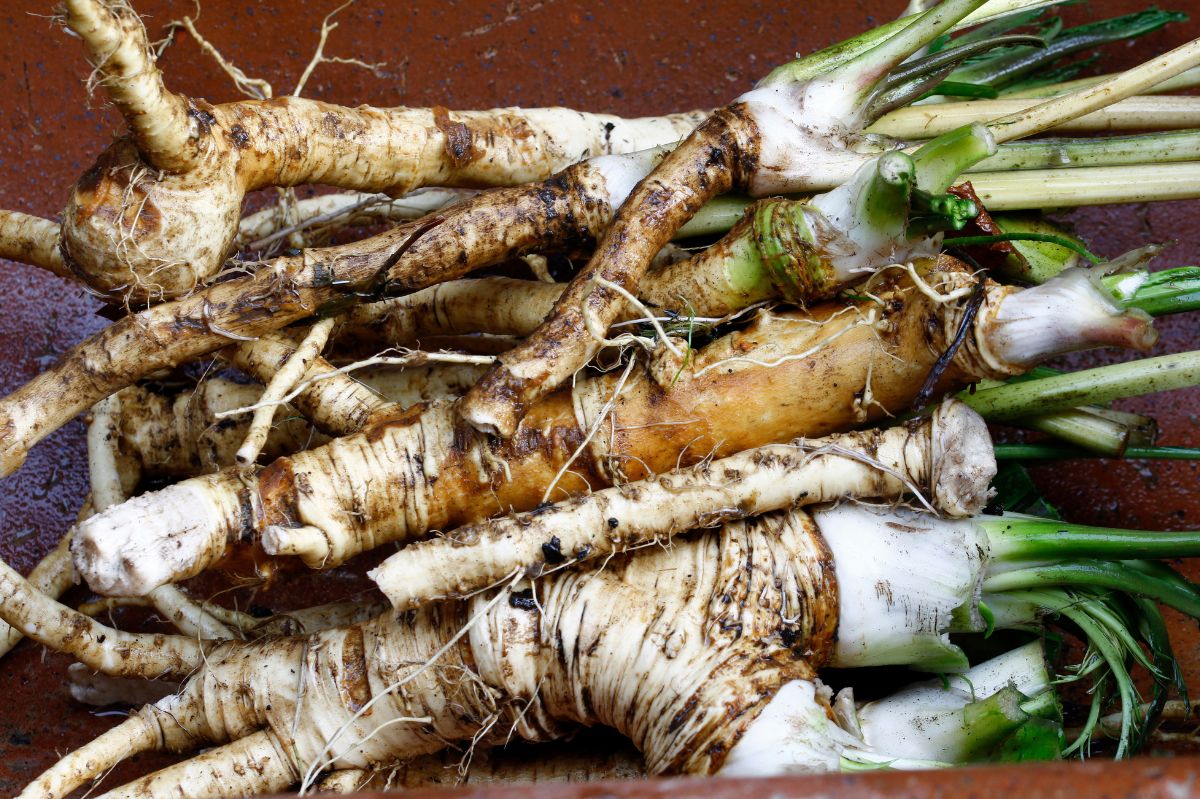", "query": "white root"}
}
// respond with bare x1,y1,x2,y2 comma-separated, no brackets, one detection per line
235,318,336,466
18,707,181,799
89,392,236,640
32,510,844,797
0,210,70,279
58,0,703,298
369,399,994,609
71,261,1084,595
94,730,300,799
65,0,198,173
0,553,205,678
